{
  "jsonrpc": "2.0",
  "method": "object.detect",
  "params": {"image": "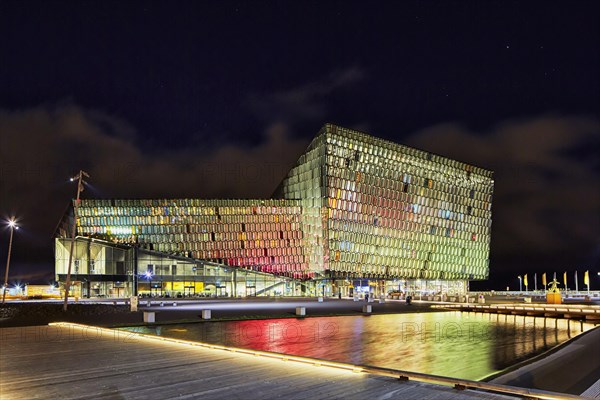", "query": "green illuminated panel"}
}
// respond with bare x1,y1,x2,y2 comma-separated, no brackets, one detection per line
320,124,493,280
